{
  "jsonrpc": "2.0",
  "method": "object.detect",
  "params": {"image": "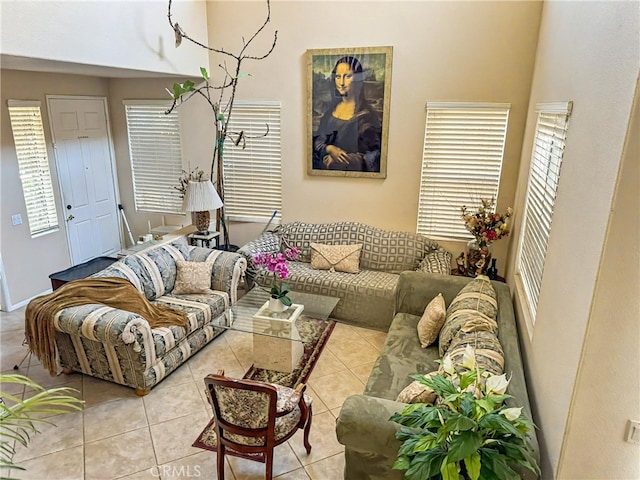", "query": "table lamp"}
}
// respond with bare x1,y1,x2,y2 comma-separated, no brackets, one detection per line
183,180,223,234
